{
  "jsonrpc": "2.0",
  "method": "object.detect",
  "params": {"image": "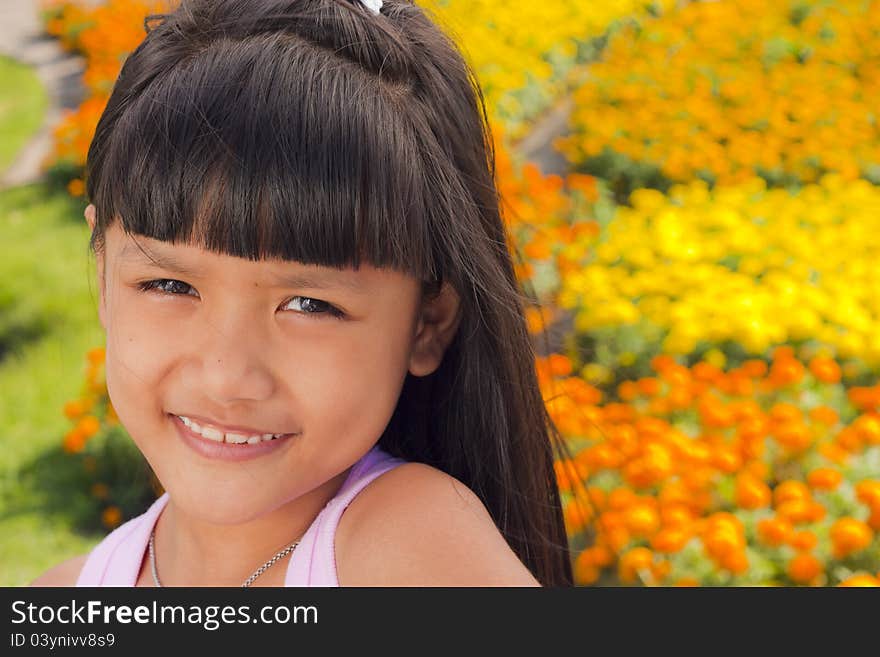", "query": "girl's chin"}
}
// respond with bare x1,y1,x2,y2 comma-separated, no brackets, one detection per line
161,484,287,525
